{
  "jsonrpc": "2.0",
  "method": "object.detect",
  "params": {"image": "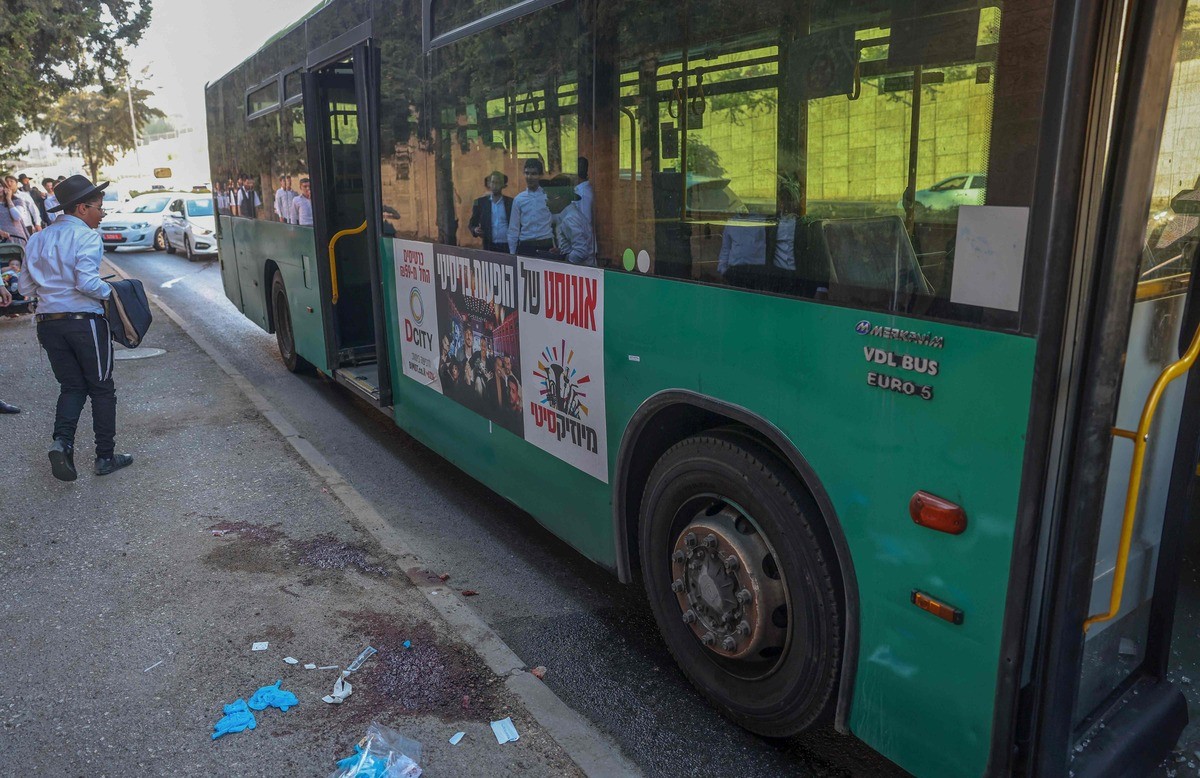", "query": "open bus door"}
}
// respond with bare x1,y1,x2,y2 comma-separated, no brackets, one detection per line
304,41,392,409
1025,1,1200,774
